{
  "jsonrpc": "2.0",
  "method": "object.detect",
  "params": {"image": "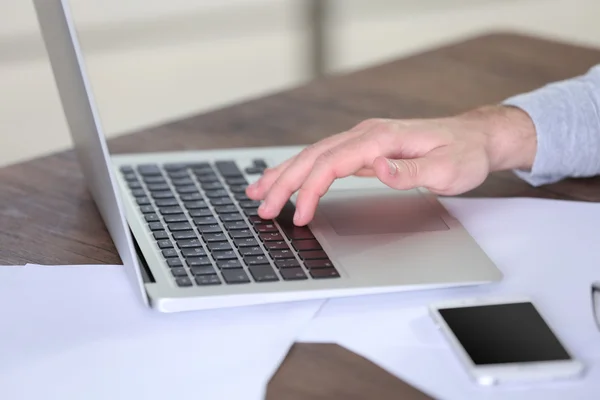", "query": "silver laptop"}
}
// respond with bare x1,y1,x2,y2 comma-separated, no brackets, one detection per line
33,0,502,312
